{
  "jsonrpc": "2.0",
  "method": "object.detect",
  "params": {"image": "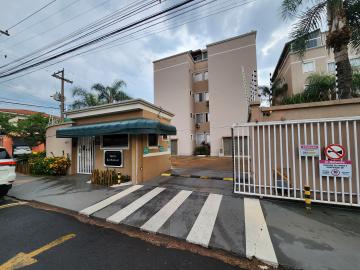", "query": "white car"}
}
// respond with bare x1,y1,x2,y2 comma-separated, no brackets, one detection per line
13,146,32,156
0,147,16,196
